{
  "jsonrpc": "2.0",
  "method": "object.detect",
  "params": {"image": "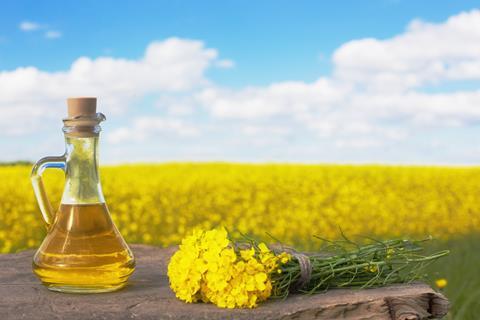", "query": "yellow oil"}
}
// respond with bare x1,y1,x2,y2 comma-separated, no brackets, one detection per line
33,203,135,293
